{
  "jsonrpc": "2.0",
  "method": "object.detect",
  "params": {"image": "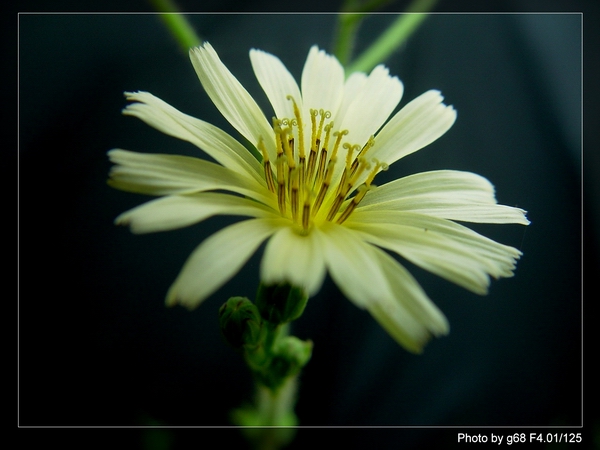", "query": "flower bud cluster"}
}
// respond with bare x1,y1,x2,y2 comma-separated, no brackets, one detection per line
219,284,312,392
